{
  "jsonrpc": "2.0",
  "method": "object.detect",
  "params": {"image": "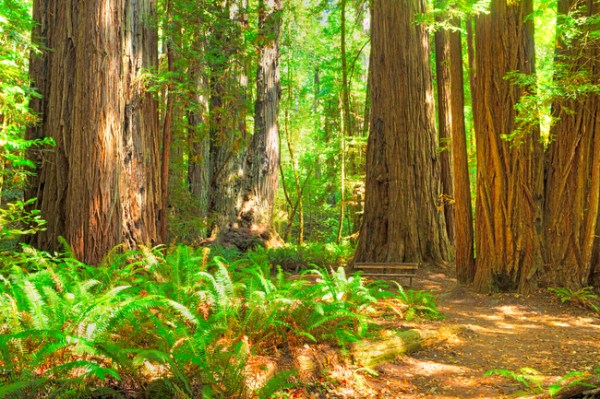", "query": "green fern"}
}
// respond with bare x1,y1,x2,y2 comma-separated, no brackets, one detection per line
550,286,600,313
394,283,443,321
